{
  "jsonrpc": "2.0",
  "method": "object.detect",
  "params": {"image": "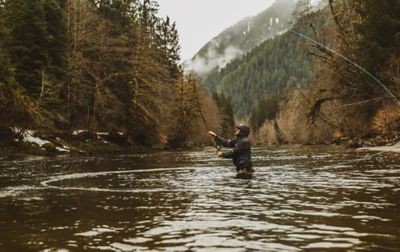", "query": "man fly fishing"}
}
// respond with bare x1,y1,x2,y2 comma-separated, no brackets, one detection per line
208,124,254,175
